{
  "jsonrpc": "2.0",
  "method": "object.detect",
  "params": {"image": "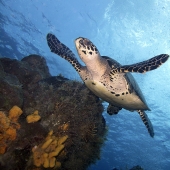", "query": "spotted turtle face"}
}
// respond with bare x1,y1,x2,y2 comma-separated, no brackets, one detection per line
75,37,100,63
